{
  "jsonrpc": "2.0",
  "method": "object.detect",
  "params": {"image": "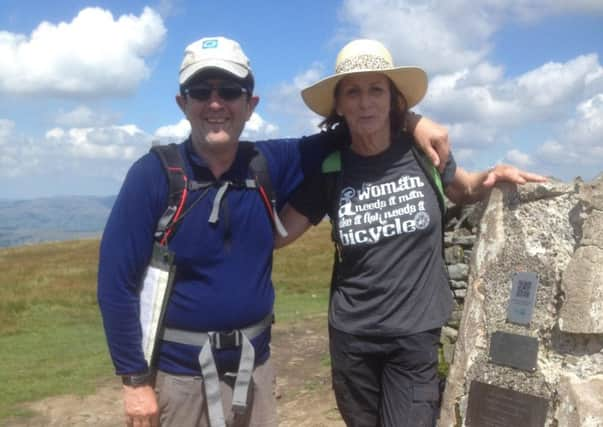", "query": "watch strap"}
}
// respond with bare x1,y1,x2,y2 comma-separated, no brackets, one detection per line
121,372,154,387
